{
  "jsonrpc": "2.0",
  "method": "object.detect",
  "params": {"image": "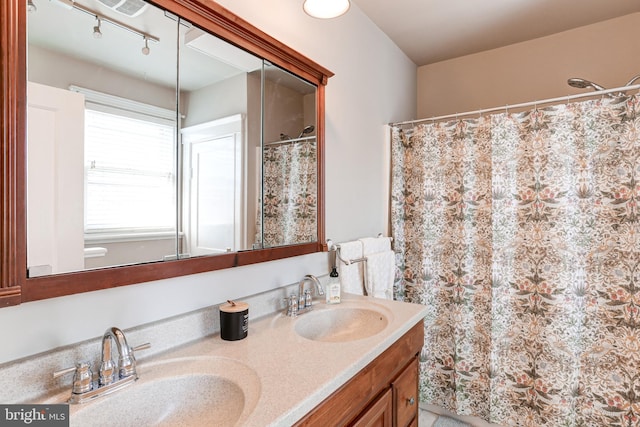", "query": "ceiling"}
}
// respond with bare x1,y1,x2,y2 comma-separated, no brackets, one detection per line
351,0,640,66
28,0,318,93
29,0,640,87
